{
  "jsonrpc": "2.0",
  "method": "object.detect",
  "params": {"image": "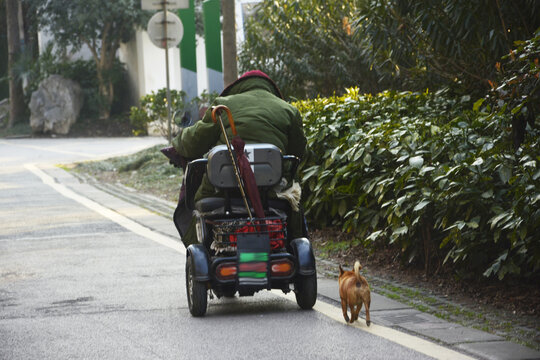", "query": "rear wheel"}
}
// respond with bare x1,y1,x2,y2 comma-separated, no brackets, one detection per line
295,273,317,309
186,256,207,316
